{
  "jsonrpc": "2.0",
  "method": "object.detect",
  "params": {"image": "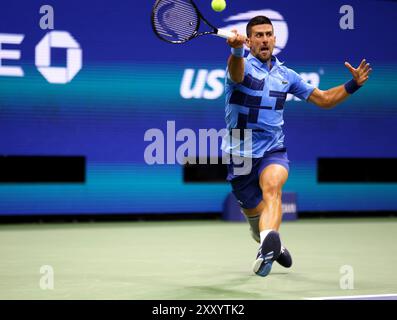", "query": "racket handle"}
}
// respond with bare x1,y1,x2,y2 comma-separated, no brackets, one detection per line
216,28,235,39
